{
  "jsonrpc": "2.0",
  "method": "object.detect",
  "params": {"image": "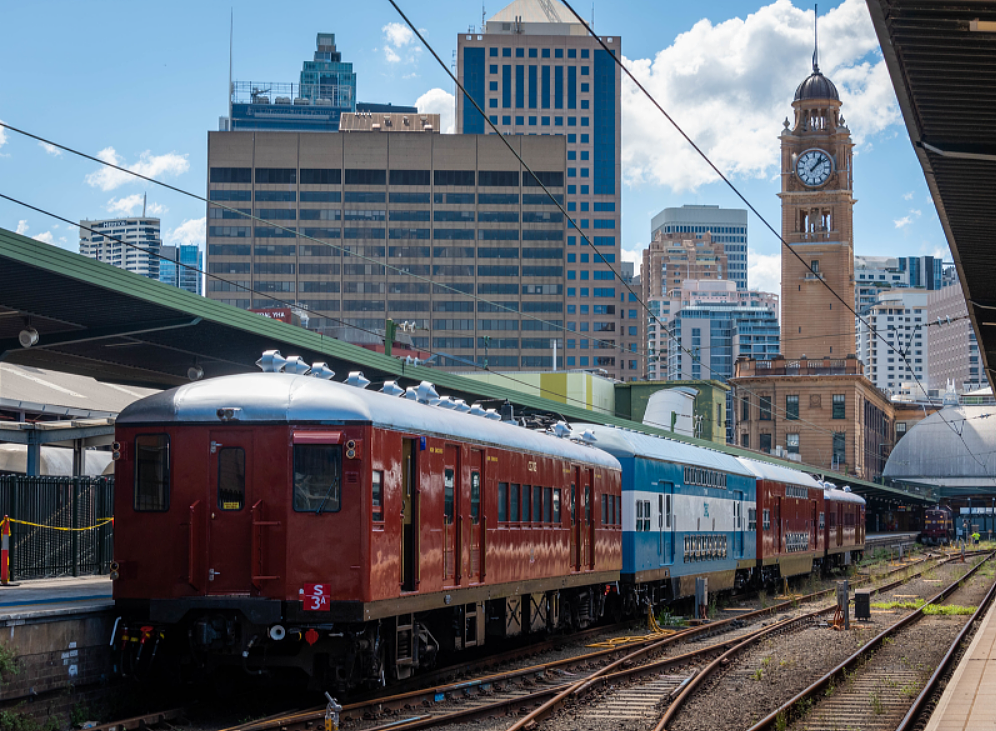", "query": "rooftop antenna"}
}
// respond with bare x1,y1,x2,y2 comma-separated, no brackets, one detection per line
813,4,819,73
591,2,595,30
142,192,147,218
482,3,486,31
228,8,234,125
